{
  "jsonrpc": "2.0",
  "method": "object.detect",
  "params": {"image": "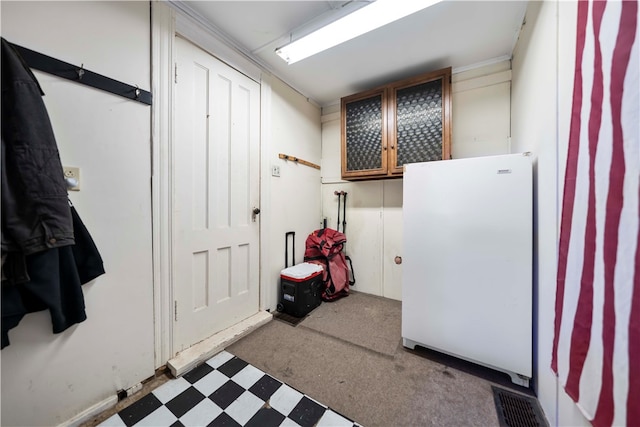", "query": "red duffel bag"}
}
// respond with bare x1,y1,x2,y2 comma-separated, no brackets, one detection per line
303,228,354,301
